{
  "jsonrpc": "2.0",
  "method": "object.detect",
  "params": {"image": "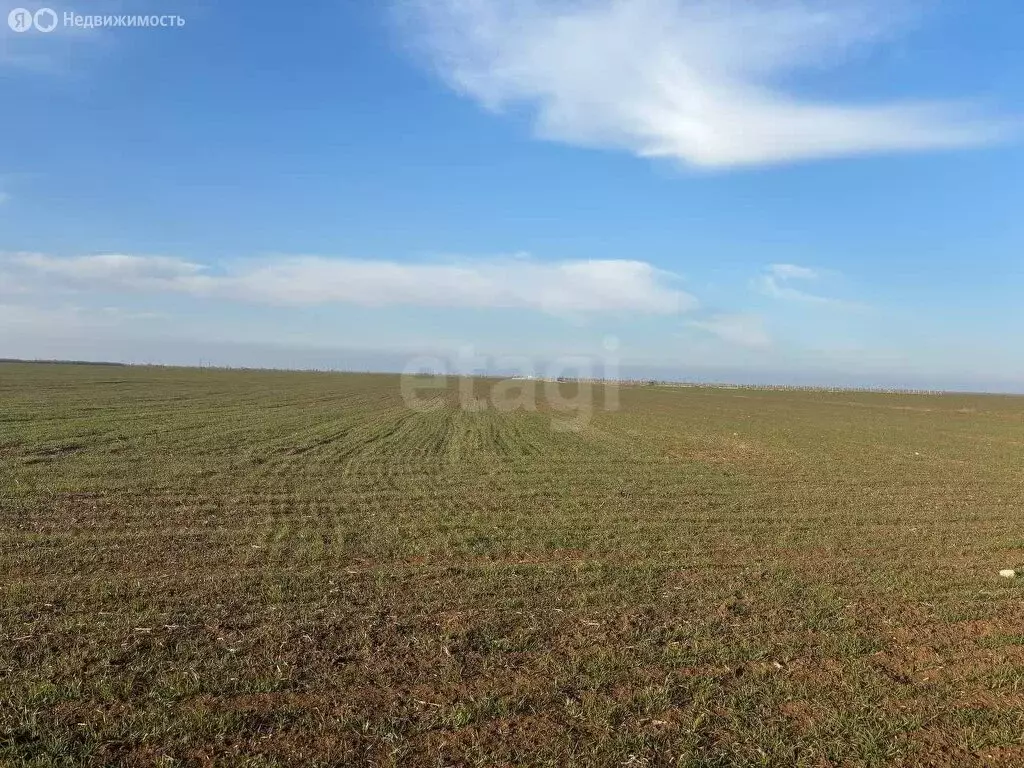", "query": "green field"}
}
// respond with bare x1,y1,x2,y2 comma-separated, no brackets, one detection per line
2,362,1024,766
